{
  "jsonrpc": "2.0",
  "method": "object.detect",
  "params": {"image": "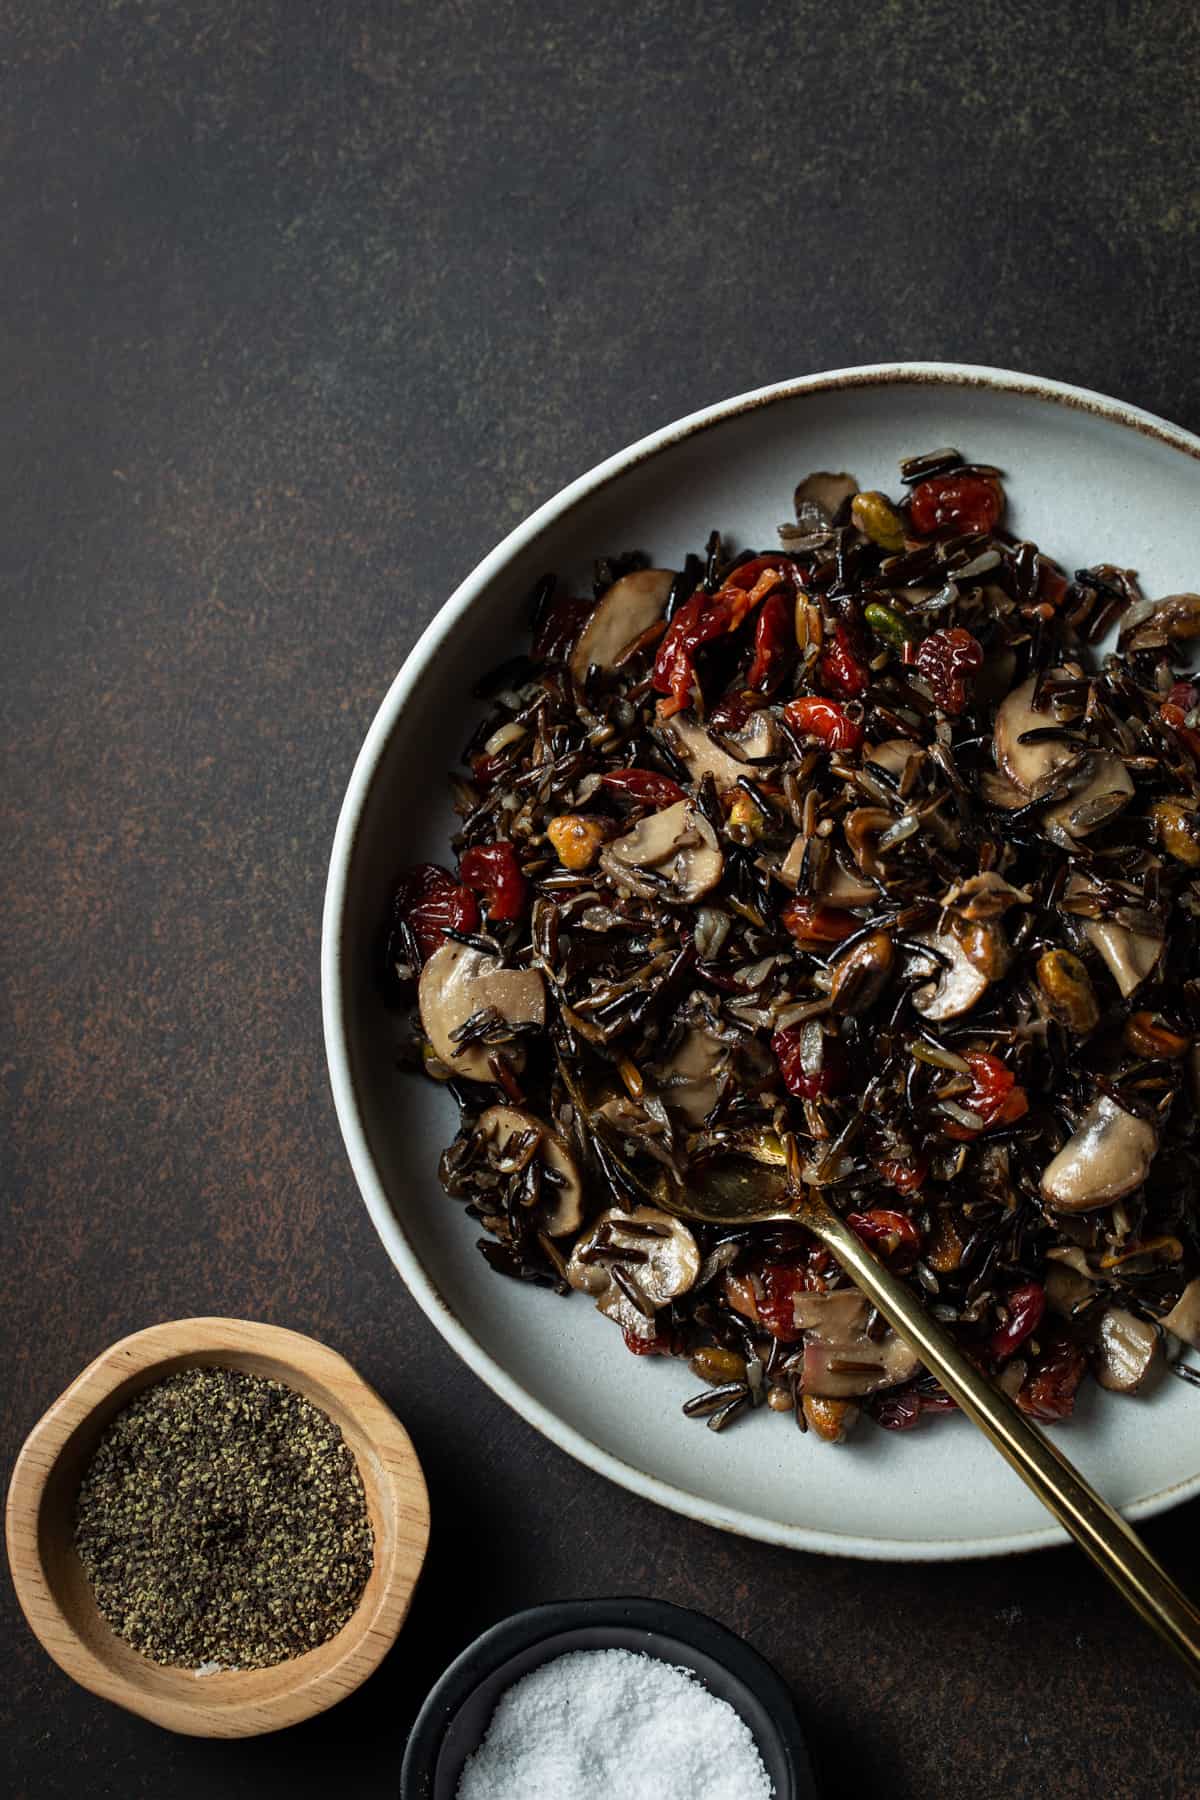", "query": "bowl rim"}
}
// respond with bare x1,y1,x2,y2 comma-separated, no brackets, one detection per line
321,361,1200,1562
5,1315,430,1737
398,1595,815,1799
